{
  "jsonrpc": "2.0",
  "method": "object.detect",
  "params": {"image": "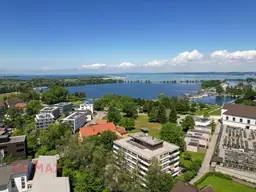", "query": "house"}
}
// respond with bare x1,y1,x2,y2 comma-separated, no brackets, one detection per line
62,112,86,133
221,104,256,130
53,102,73,115
113,132,180,186
35,113,55,129
0,135,27,158
6,98,24,108
78,100,94,114
79,122,128,139
39,107,60,119
15,103,27,111
170,181,214,192
0,160,31,192
30,155,70,192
